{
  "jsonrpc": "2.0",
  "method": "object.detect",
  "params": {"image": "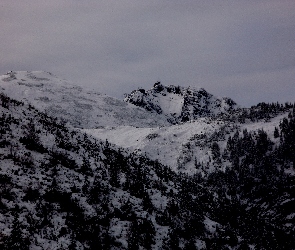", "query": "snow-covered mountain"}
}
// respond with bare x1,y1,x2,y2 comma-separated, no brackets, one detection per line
0,71,292,175
0,71,169,128
1,71,295,249
86,82,291,175
0,71,239,173
124,81,238,124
